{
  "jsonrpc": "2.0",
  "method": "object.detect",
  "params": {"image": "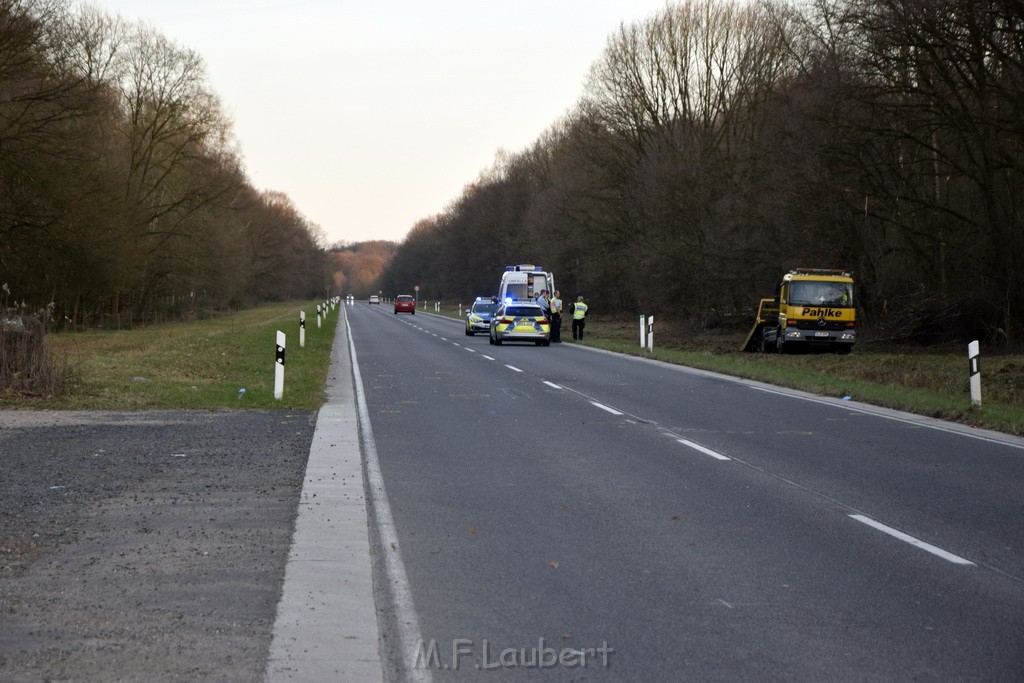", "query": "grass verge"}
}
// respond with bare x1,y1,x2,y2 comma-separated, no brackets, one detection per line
2,301,338,411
